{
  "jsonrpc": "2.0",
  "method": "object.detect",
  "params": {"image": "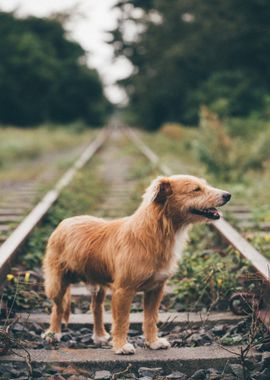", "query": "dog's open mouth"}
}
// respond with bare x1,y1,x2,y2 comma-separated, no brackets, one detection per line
191,207,220,220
